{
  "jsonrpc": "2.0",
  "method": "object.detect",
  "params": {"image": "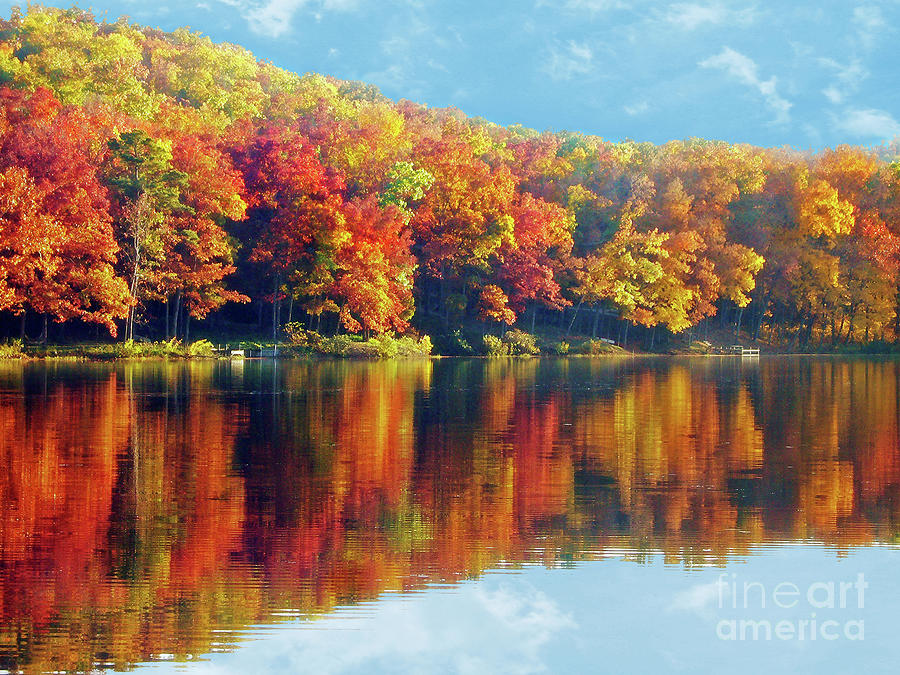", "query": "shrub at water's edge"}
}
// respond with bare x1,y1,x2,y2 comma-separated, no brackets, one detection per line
0,329,626,360
482,329,541,357
0,339,23,358
19,339,220,360
284,325,432,358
